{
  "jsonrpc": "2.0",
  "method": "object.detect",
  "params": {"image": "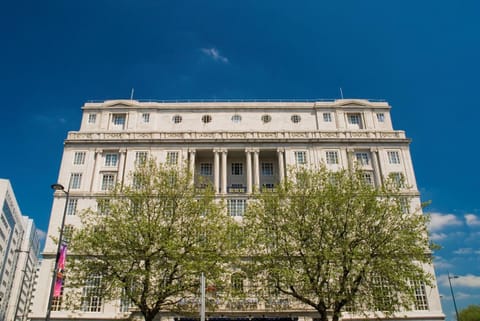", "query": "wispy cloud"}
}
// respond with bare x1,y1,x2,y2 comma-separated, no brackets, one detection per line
453,247,473,255
428,213,463,232
433,256,454,270
32,114,67,126
201,47,229,63
36,228,47,241
438,274,480,288
465,214,480,227
430,232,448,241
